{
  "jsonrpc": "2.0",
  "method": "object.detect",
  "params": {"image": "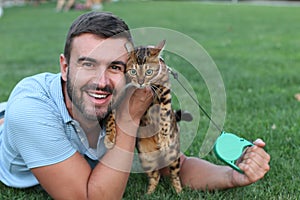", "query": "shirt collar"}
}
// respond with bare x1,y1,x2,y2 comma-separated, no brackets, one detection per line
49,73,73,124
